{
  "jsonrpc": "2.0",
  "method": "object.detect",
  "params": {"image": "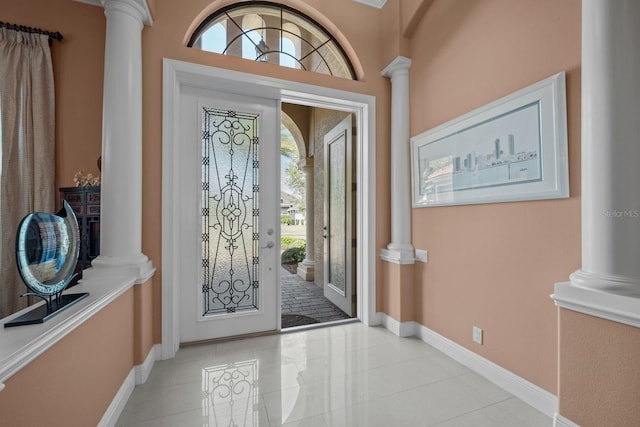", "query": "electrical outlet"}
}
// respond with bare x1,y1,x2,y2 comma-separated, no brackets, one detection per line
472,326,483,345
415,249,428,263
